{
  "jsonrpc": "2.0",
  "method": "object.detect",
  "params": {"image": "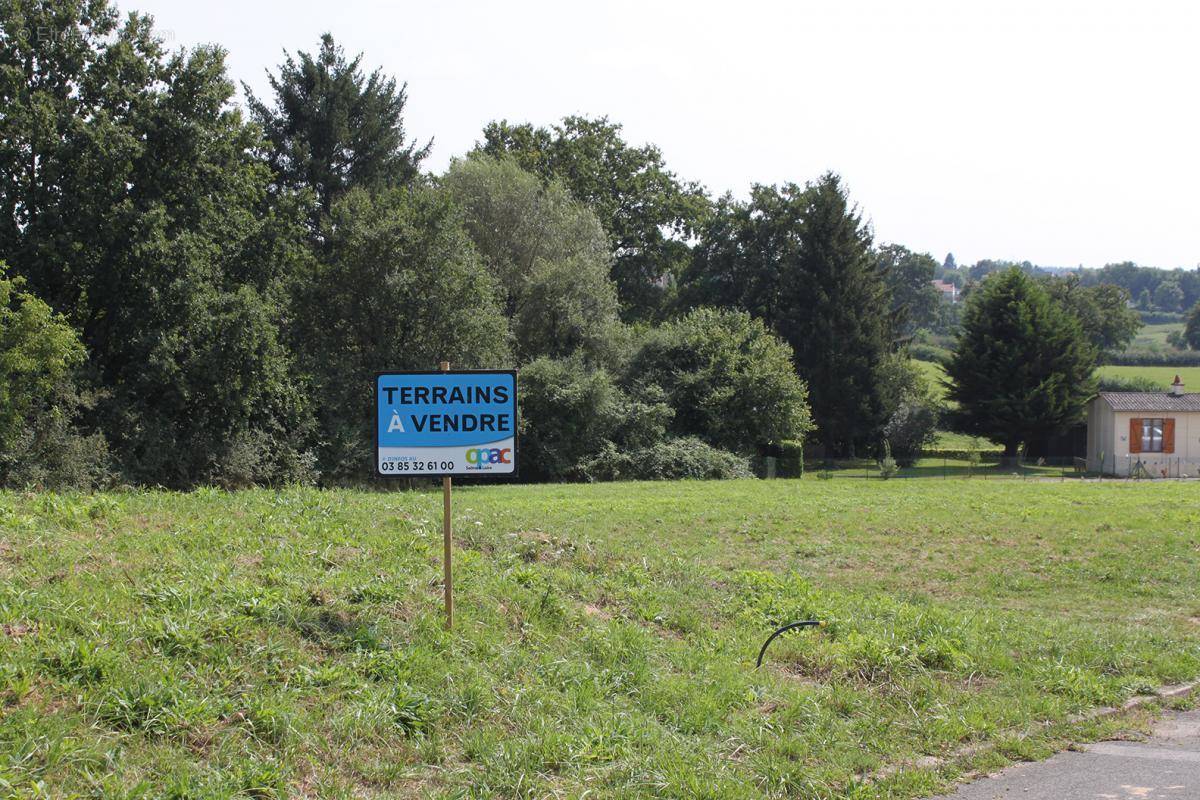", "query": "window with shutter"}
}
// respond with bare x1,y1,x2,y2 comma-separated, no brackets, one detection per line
1129,418,1142,453
1163,418,1175,453
1135,418,1166,452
